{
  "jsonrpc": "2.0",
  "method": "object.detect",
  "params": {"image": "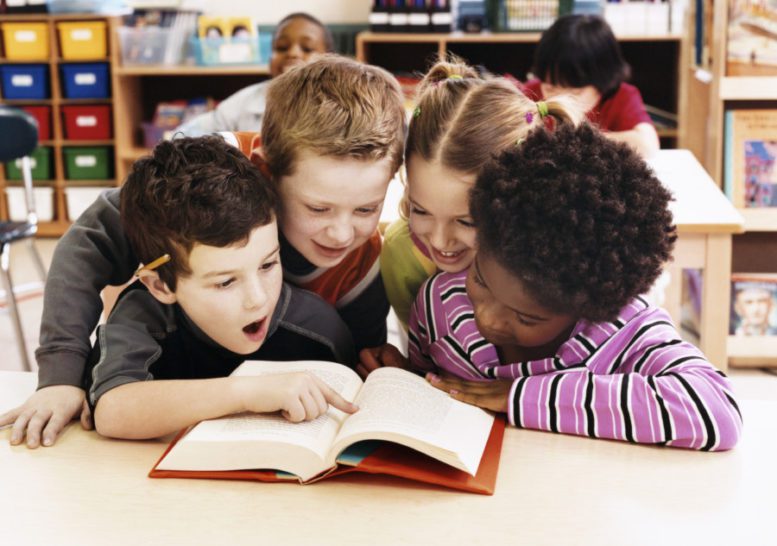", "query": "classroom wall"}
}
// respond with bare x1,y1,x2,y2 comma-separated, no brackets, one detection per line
200,0,370,24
